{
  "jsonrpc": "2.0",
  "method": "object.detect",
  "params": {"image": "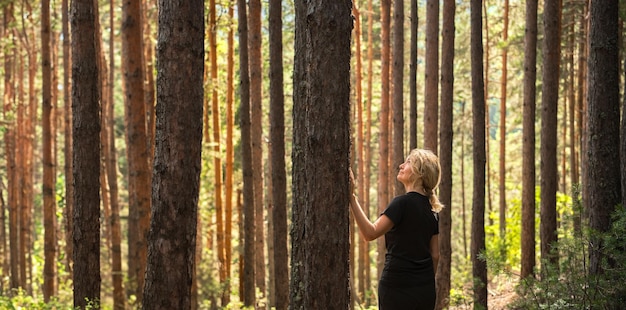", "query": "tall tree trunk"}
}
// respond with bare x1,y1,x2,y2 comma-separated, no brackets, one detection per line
352,2,368,304
409,0,418,150
269,0,288,308
587,0,621,275
436,1,454,308
106,1,125,306
424,0,439,152
377,0,391,277
225,0,235,296
364,0,374,297
247,0,266,299
3,2,20,291
540,0,561,268
290,1,352,308
499,0,509,239
61,0,74,280
71,0,102,305
121,0,151,302
207,0,227,305
237,0,255,304
521,0,538,280
141,0,203,307
391,0,404,195
470,0,487,307
483,0,493,227
42,0,58,300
